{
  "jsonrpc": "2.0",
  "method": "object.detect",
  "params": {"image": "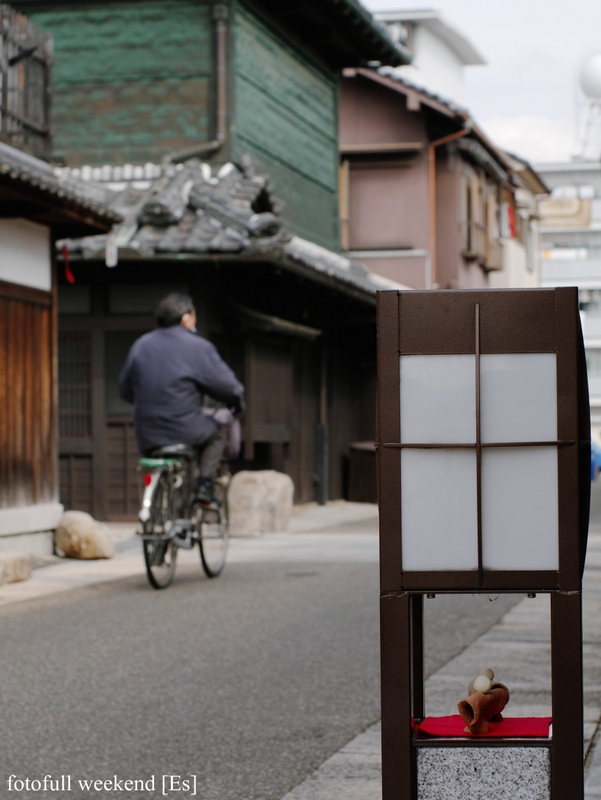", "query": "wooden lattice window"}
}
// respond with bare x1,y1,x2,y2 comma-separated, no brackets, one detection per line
0,6,52,158
58,332,92,439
